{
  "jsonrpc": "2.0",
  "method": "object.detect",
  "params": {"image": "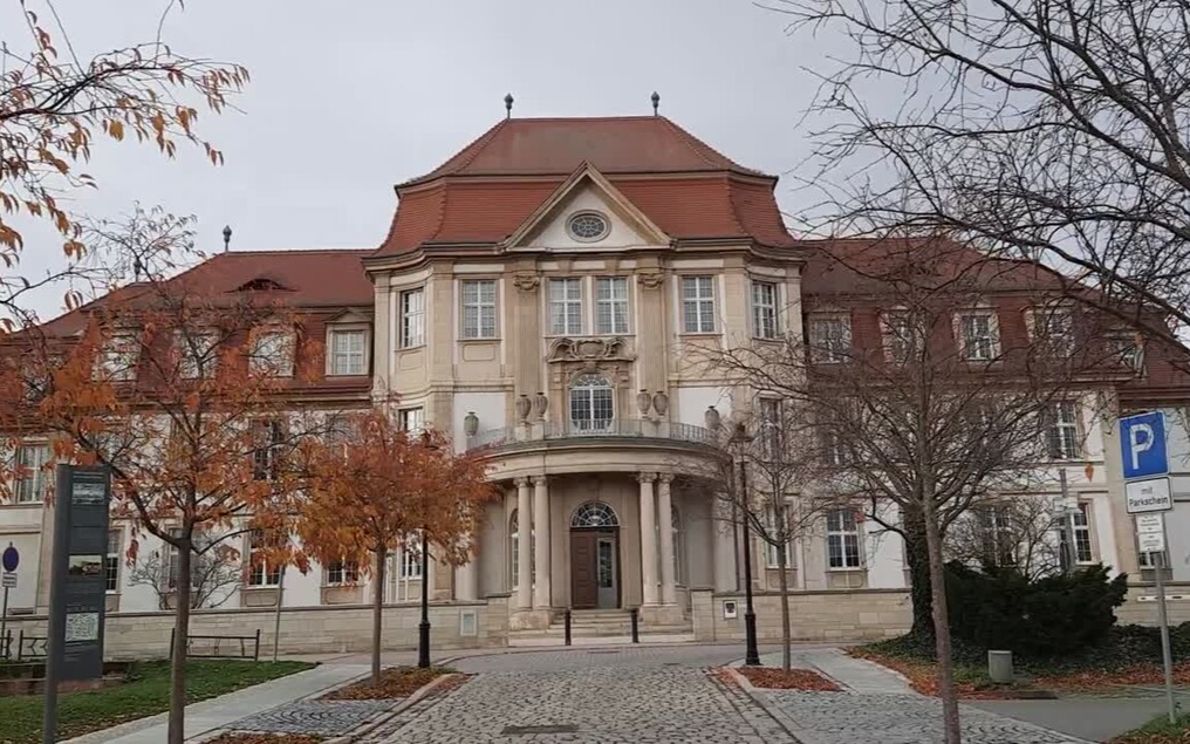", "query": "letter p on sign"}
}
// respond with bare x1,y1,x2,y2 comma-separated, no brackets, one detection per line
1120,412,1169,480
